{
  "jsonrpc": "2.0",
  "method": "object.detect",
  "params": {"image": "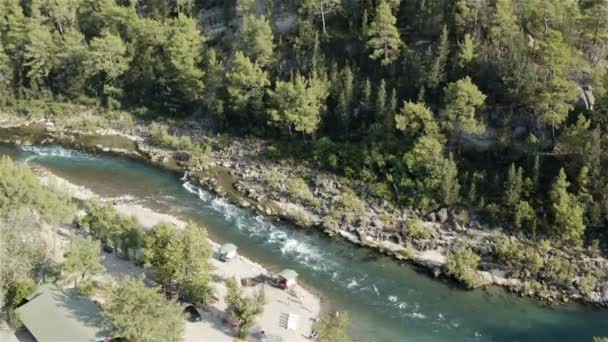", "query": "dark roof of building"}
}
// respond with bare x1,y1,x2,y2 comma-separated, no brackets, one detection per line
16,284,110,342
